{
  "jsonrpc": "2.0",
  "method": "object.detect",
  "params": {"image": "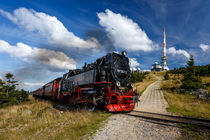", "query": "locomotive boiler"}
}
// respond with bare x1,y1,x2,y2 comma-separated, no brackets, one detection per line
32,51,138,112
